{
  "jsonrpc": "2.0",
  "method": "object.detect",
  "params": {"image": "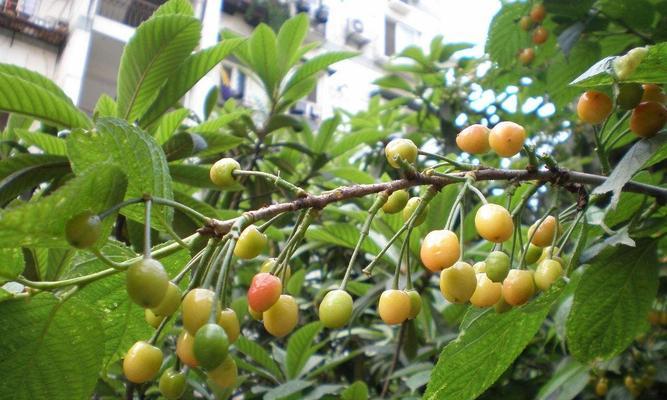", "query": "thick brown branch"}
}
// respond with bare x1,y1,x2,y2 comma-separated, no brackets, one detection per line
199,167,666,236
